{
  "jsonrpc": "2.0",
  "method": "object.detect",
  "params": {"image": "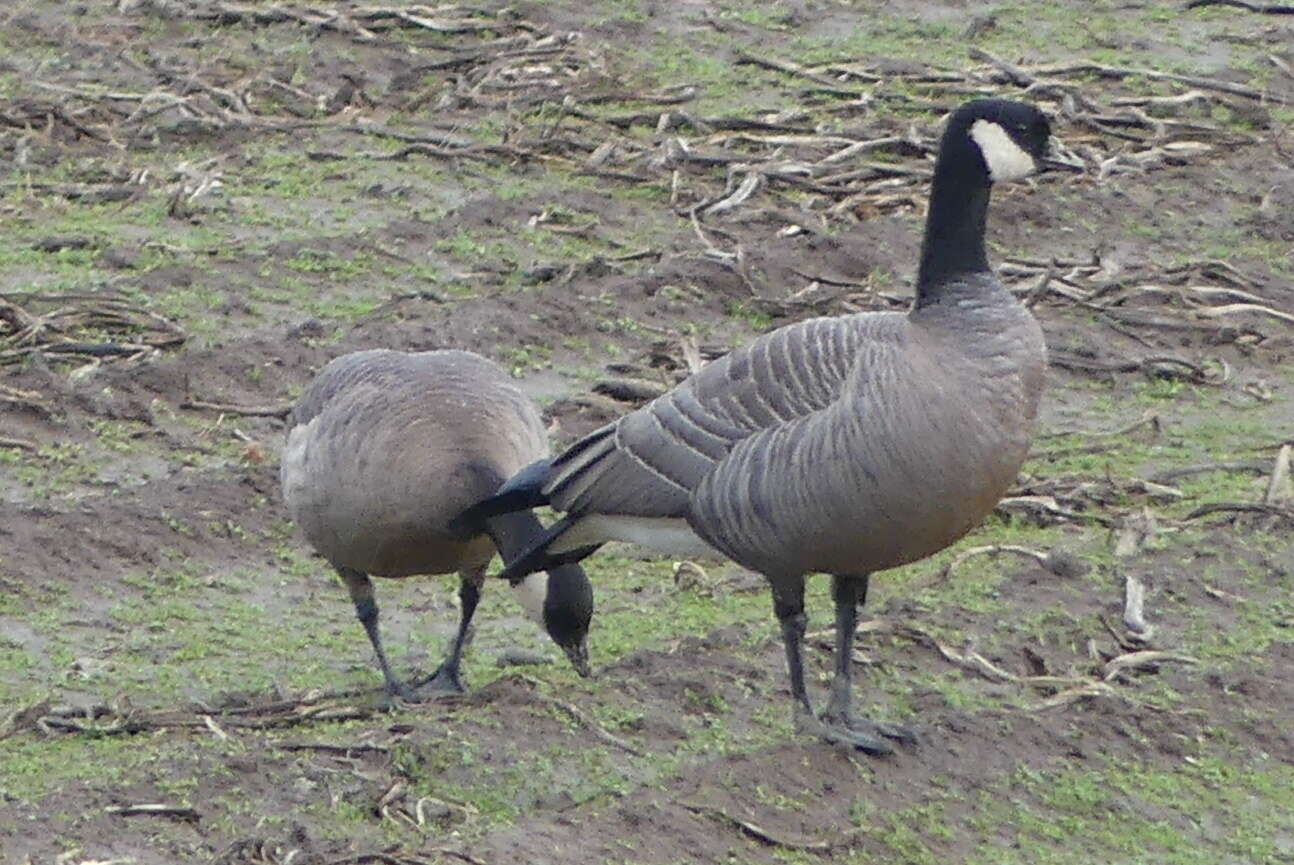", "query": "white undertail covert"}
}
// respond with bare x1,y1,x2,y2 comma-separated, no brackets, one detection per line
509,572,548,625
